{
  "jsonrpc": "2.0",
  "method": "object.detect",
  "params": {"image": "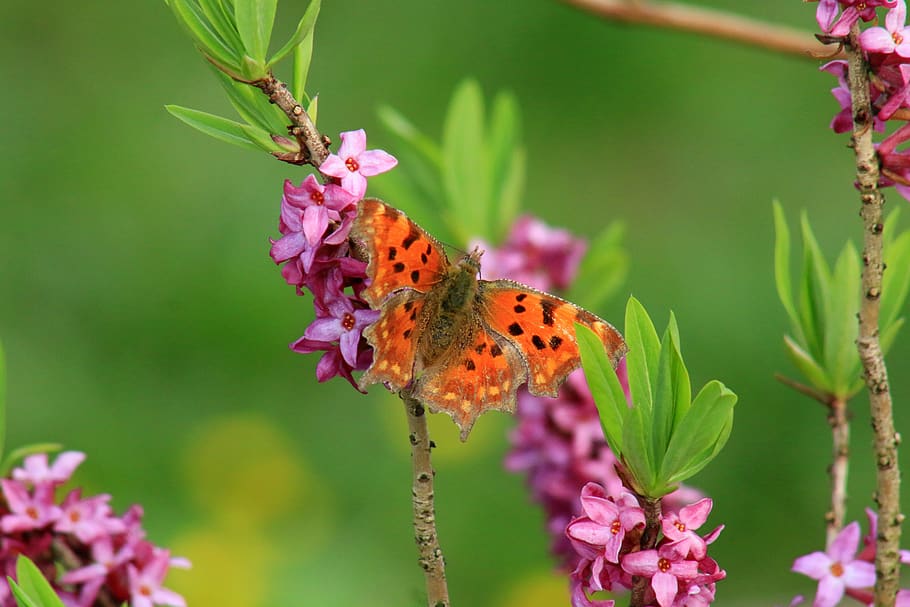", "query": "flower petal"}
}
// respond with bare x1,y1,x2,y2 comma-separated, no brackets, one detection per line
829,521,861,562
356,149,398,176
793,552,832,580
652,571,679,607
814,573,845,607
